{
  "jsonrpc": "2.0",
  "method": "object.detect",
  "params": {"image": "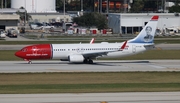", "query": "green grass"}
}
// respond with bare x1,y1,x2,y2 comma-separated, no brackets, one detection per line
0,83,180,93
0,72,180,93
2,50,180,61
0,50,21,61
